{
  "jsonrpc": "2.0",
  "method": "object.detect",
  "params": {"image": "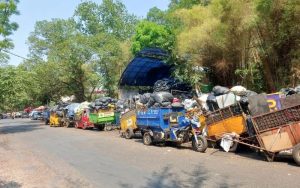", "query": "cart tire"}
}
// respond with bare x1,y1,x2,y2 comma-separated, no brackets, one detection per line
292,144,300,166
105,125,112,131
96,124,105,131
192,135,208,152
125,129,134,139
64,121,70,128
229,141,239,152
143,132,153,146
264,152,274,162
